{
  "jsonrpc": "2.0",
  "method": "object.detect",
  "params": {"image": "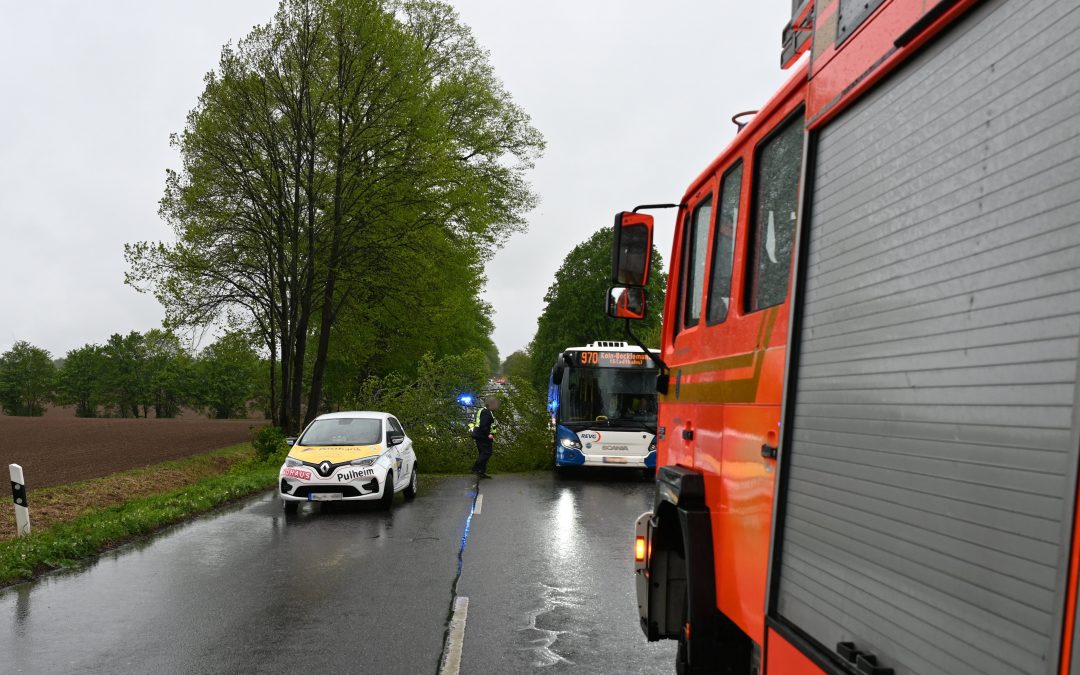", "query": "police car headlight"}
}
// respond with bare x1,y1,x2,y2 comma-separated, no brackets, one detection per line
560,437,582,450
285,457,303,468
350,456,378,467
